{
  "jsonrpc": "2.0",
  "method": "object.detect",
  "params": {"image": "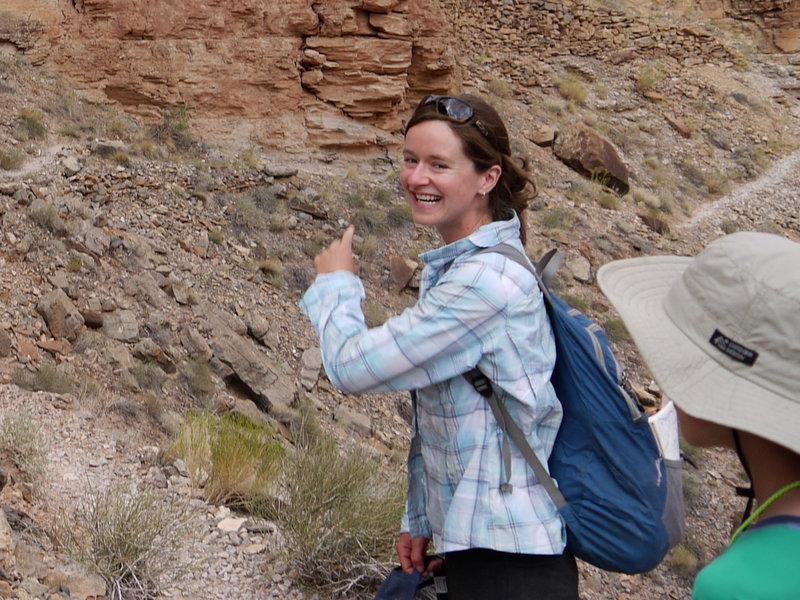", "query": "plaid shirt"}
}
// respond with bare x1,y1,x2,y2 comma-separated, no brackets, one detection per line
300,215,566,555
